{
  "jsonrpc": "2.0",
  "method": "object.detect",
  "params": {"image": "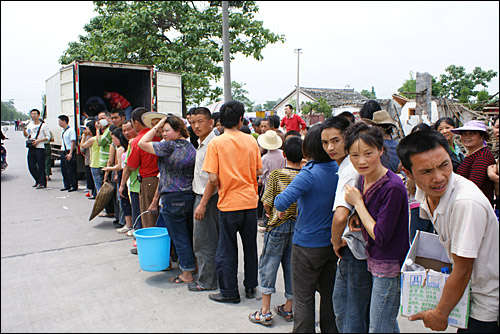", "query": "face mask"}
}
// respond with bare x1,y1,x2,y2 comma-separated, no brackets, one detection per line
99,119,109,127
